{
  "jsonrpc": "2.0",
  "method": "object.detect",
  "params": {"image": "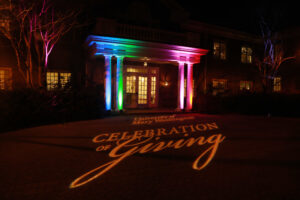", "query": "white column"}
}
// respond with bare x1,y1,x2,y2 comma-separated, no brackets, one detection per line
116,56,124,111
186,63,193,111
178,62,185,110
104,55,112,111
